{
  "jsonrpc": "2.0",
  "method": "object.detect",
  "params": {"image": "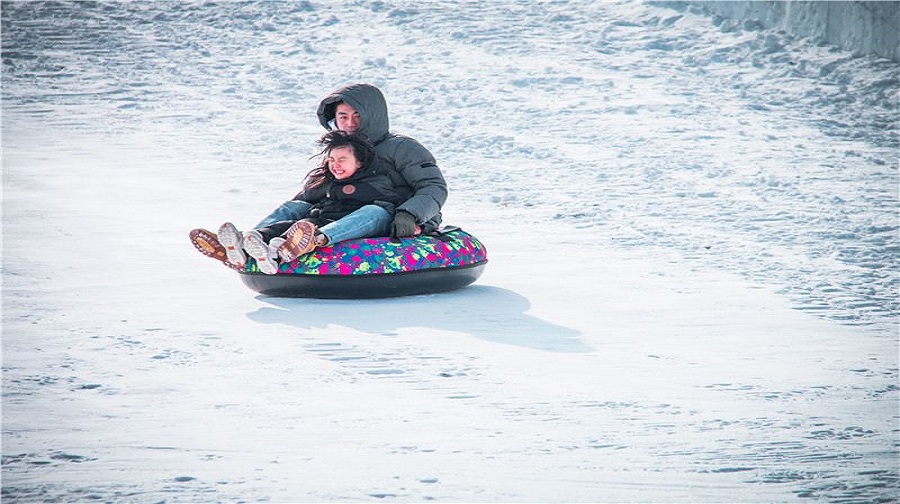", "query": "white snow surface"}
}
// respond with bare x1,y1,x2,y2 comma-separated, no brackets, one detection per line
2,1,898,502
